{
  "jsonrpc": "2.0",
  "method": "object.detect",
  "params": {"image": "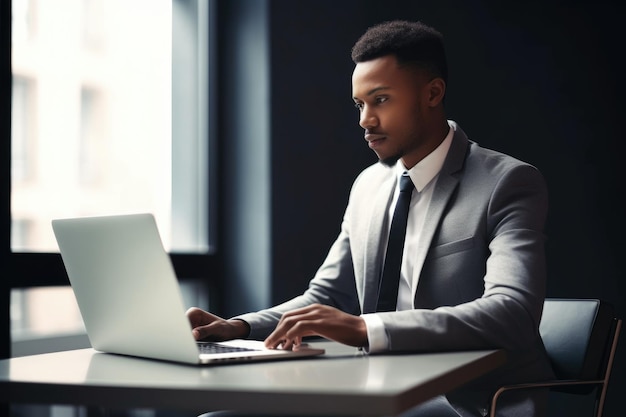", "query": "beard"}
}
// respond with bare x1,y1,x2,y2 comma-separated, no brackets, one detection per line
379,153,401,167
